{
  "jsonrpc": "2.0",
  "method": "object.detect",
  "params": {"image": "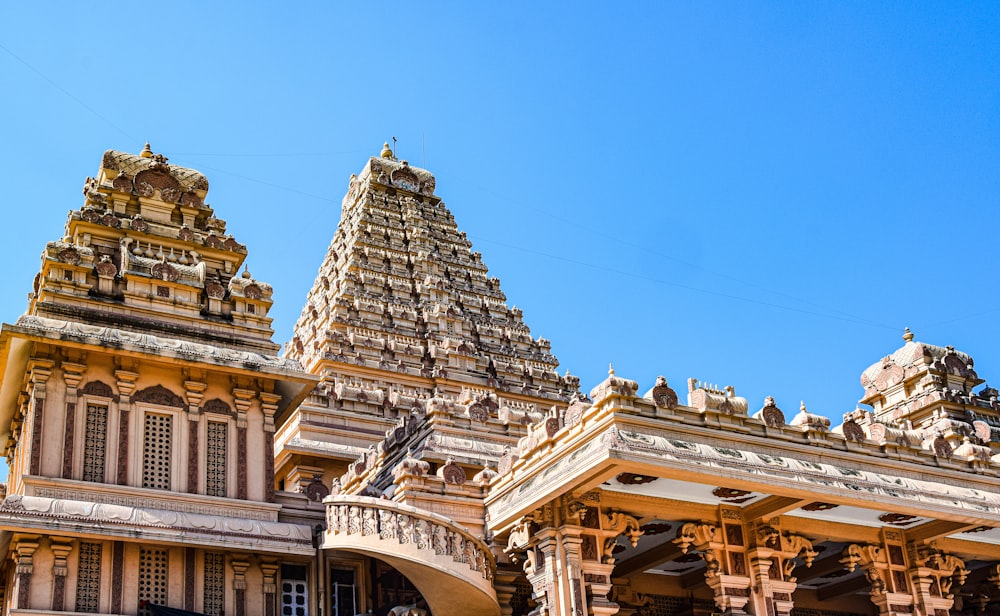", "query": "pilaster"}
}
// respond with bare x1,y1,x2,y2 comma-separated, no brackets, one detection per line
12,535,40,610
50,537,74,611
115,369,139,485
260,391,281,503
61,361,85,479
27,358,53,476
184,380,207,494
232,559,250,616
261,560,279,616
233,388,253,500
